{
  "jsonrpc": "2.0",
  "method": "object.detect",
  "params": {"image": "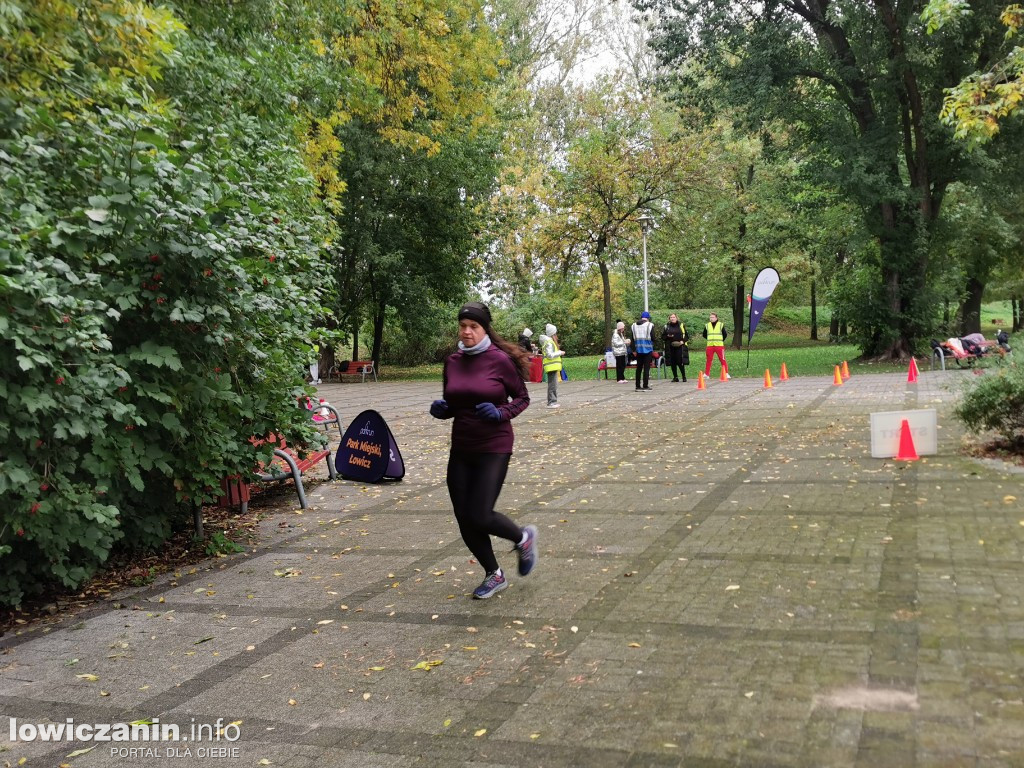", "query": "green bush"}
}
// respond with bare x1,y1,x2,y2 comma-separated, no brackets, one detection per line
954,361,1024,445
0,3,328,608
